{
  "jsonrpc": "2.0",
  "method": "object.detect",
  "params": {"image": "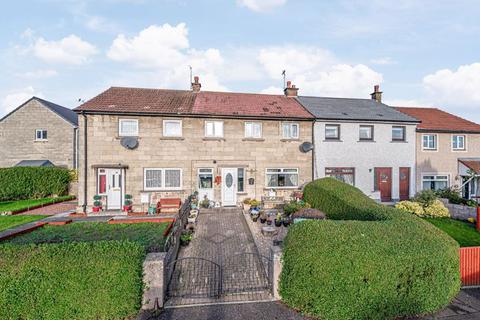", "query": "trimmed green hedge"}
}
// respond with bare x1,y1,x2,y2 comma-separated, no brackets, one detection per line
0,167,72,201
0,241,145,320
281,178,460,320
